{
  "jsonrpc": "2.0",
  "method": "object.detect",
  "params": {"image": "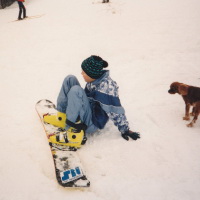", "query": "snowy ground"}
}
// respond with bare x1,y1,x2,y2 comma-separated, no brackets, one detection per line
0,0,200,199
